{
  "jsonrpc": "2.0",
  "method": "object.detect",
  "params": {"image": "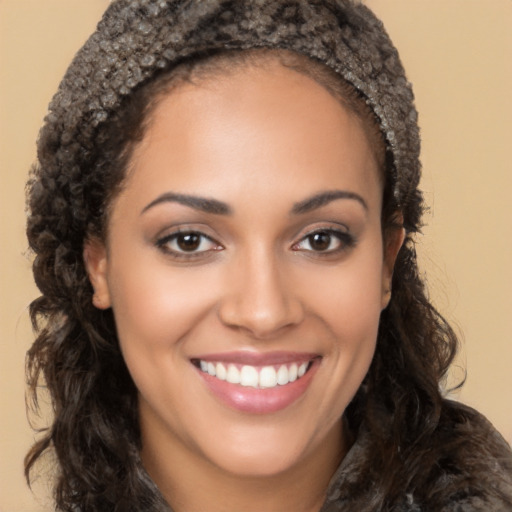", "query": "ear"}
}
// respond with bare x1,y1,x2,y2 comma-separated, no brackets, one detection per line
381,222,406,310
83,238,111,309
